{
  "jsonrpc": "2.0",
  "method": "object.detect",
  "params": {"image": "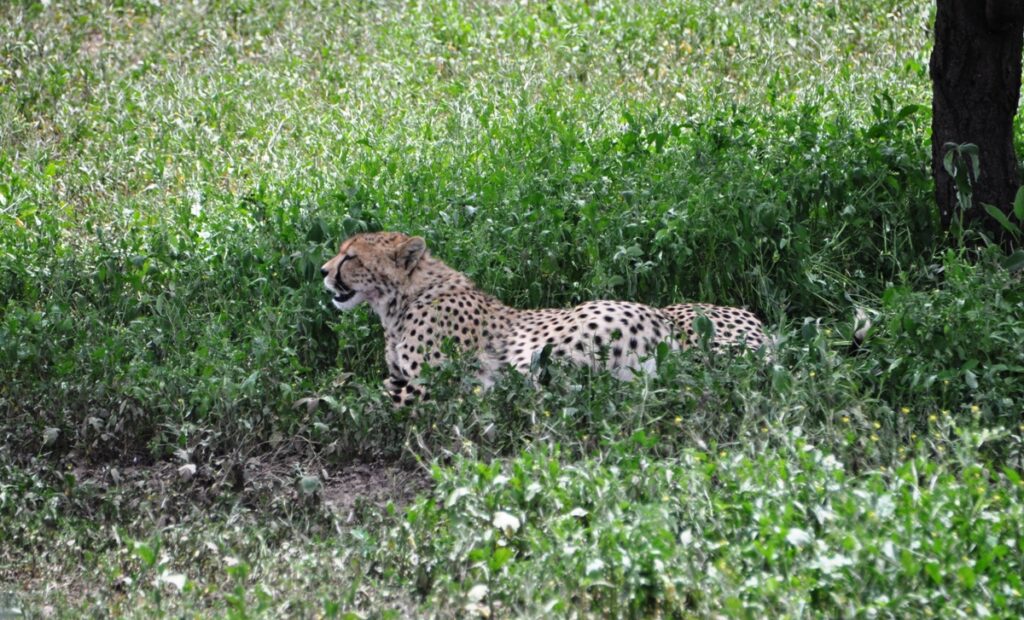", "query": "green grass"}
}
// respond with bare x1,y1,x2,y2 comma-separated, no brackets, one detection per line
2,0,1023,617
